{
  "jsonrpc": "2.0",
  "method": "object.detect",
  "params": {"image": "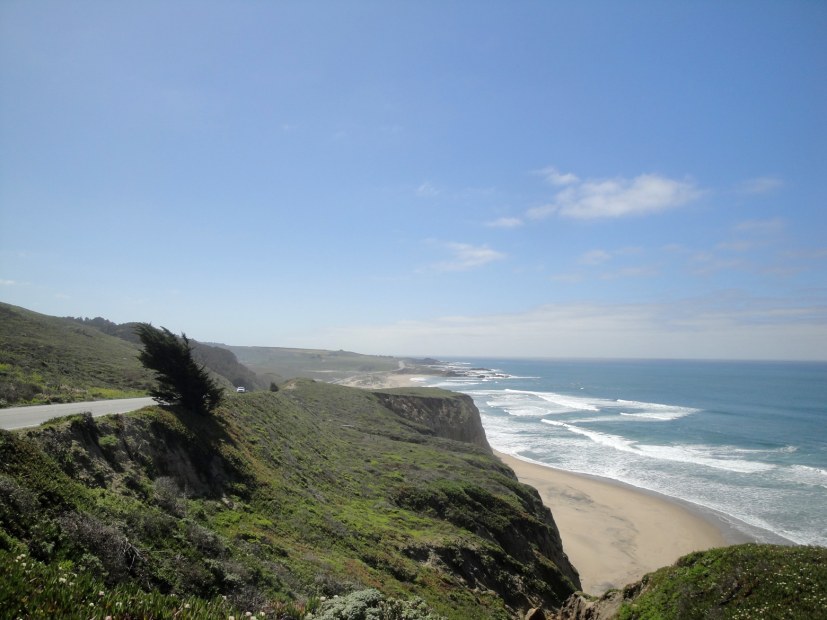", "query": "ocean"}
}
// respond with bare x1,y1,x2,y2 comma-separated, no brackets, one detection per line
423,358,827,547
